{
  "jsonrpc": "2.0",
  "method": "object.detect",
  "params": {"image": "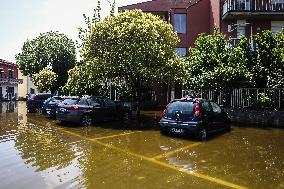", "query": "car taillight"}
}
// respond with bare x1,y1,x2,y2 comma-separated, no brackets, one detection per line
68,105,80,110
194,102,201,117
